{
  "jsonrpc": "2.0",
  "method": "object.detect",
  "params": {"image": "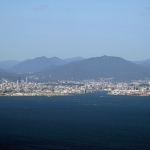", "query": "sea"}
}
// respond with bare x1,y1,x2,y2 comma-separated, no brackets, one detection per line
0,92,150,150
